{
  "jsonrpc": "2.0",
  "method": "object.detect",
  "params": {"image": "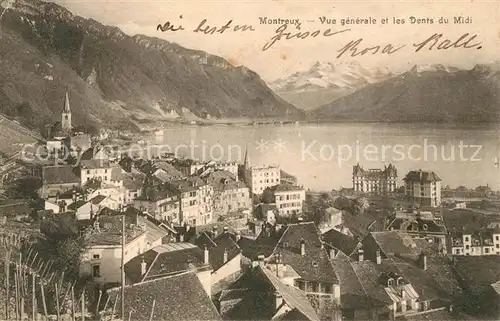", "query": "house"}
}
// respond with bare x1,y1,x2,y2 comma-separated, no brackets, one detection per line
361,231,419,262
40,165,80,198
195,230,243,294
124,242,212,296
330,253,371,319
63,133,92,157
322,228,362,259
123,206,177,248
166,177,214,226
254,203,278,224
448,228,500,256
169,158,206,176
149,160,185,181
105,271,222,320
243,164,281,195
44,187,84,213
79,214,148,285
385,210,447,253
244,222,341,308
352,163,398,195
403,170,442,207
317,207,345,234
70,195,119,220
79,160,123,187
218,264,322,320
121,169,145,203
271,184,306,217
205,170,251,218
133,184,180,223
84,179,125,207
